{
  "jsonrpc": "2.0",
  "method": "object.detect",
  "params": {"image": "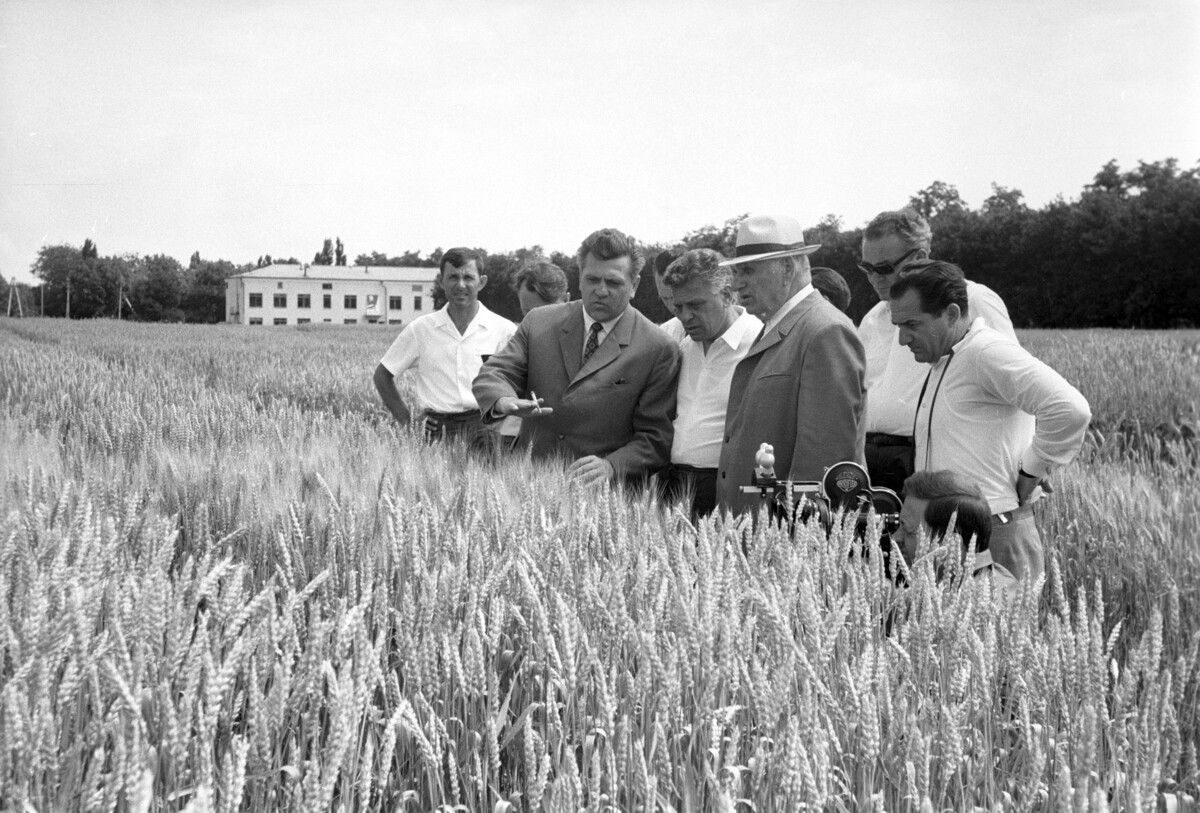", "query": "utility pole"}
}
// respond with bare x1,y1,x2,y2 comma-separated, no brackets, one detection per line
117,280,123,320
